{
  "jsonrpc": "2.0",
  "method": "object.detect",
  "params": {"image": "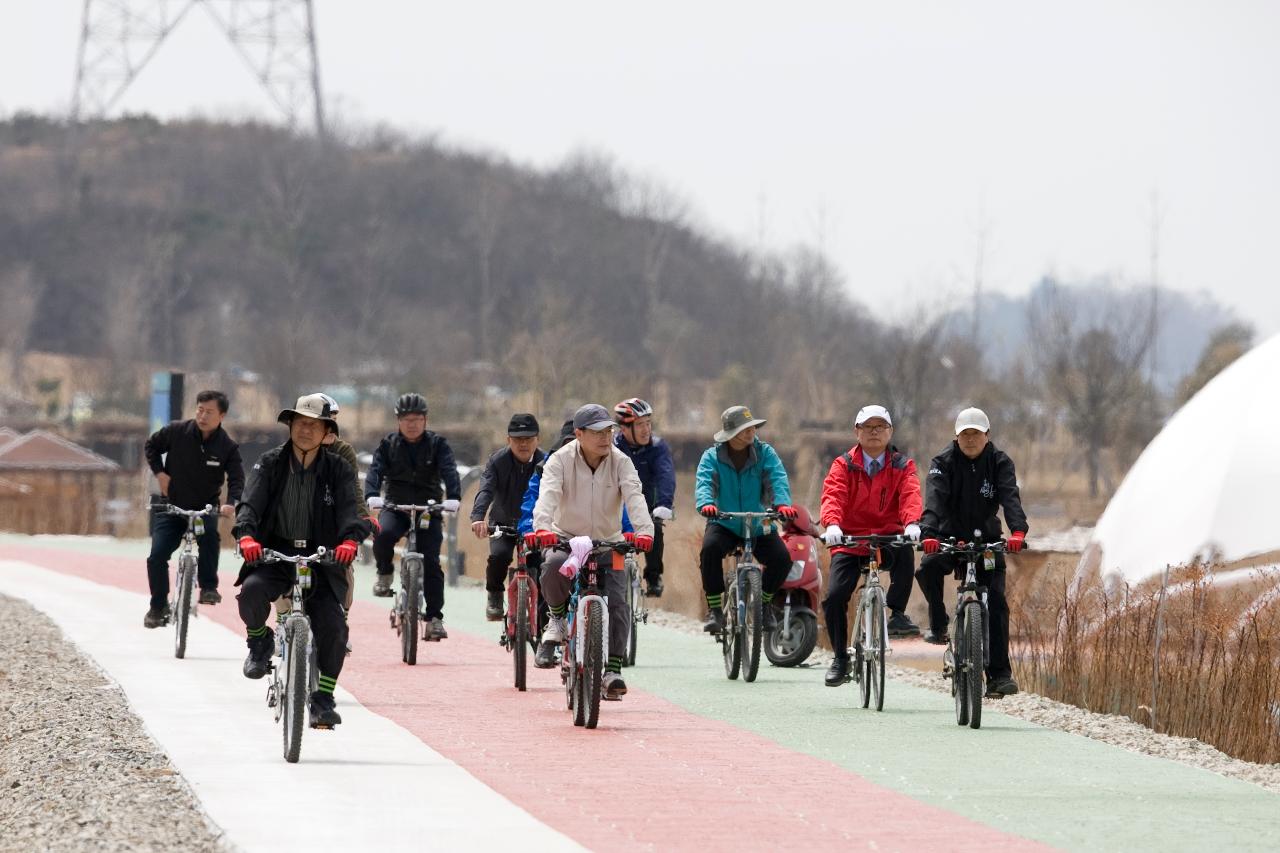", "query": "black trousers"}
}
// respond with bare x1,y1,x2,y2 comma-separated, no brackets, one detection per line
643,520,665,582
485,532,518,593
822,547,914,660
373,509,445,619
916,554,1011,679
237,556,348,682
146,512,221,610
698,523,790,598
